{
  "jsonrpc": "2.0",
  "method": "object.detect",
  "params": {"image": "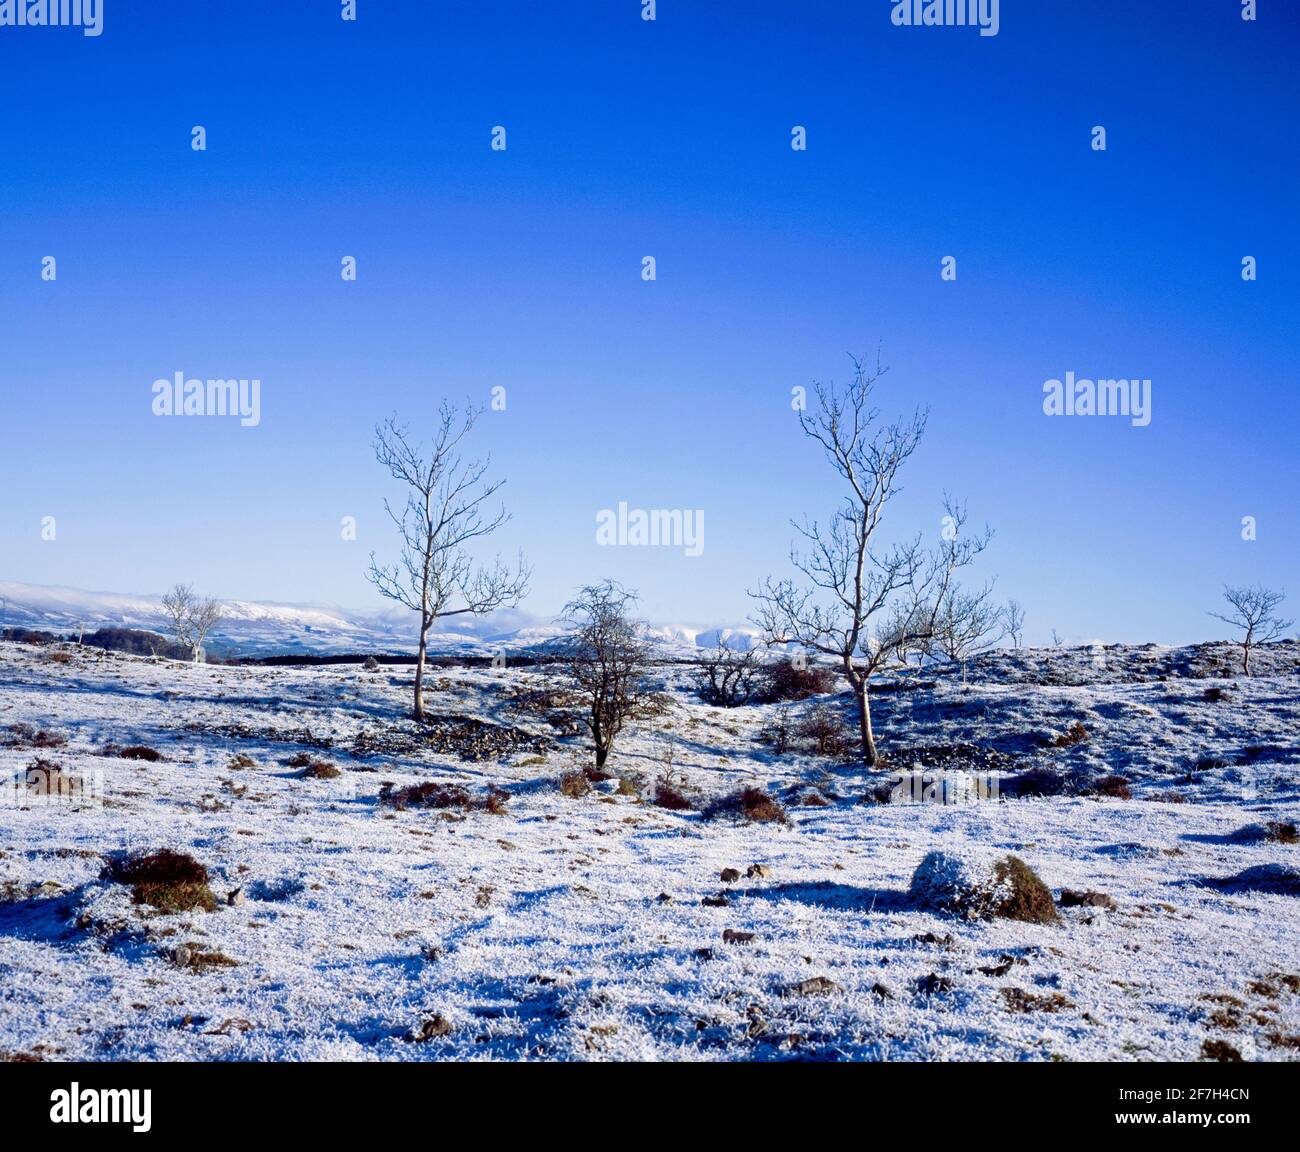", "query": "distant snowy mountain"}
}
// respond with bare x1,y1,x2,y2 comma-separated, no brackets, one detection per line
0,582,754,658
